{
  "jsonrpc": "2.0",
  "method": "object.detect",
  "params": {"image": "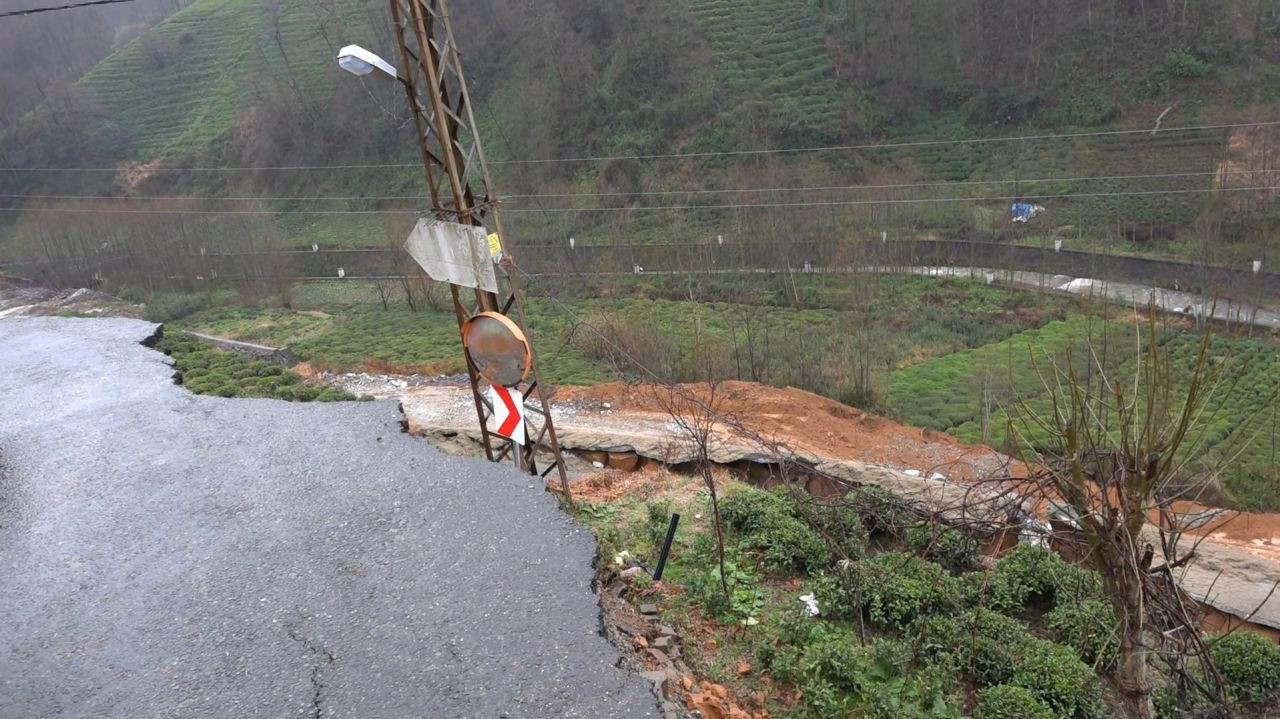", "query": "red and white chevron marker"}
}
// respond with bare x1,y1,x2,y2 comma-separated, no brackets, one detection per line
488,385,525,445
